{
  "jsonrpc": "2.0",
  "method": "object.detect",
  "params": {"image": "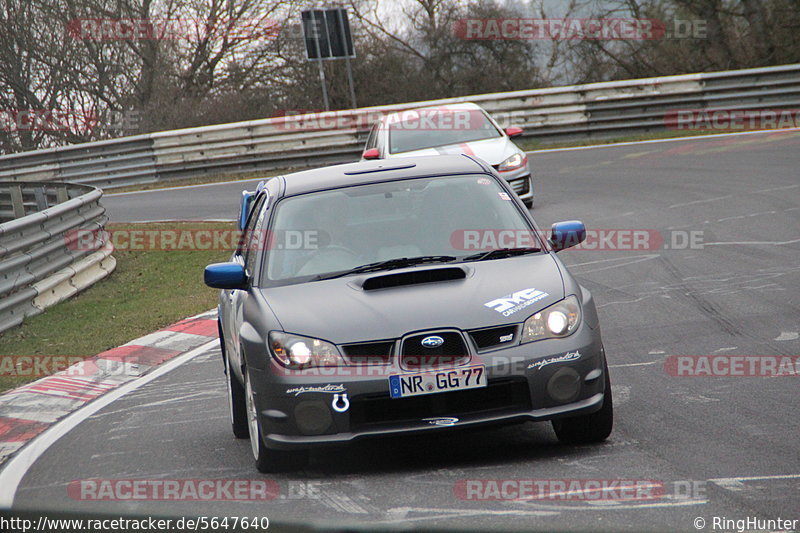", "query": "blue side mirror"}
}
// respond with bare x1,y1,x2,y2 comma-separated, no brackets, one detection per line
550,220,586,252
204,262,247,290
